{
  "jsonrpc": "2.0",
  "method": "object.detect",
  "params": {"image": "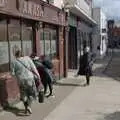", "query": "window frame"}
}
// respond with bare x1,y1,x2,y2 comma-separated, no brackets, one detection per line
40,23,58,59
0,18,34,73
